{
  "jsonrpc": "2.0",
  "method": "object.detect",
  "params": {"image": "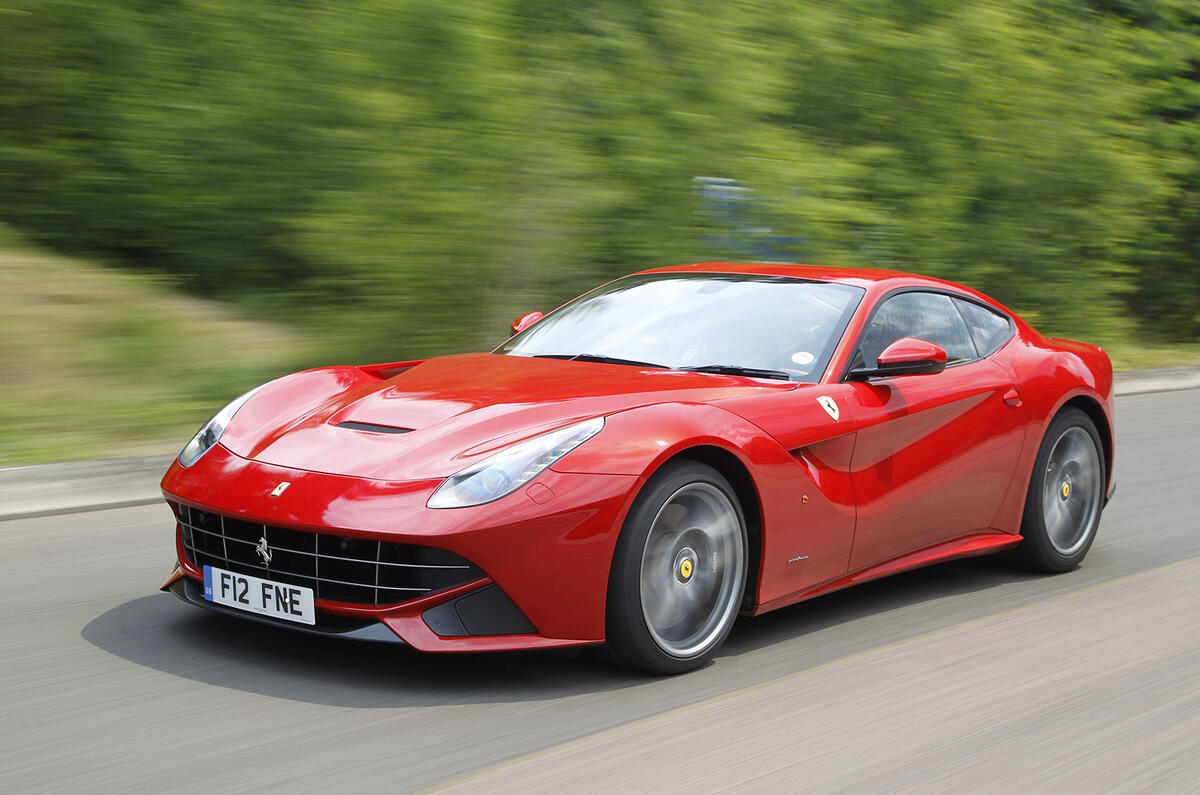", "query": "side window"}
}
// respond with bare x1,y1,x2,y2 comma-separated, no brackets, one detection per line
855,292,978,367
954,298,1013,358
